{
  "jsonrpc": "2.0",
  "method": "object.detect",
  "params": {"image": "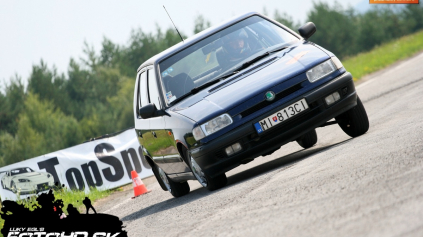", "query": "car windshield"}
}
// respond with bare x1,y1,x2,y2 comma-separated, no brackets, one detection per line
10,167,34,176
159,15,299,104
